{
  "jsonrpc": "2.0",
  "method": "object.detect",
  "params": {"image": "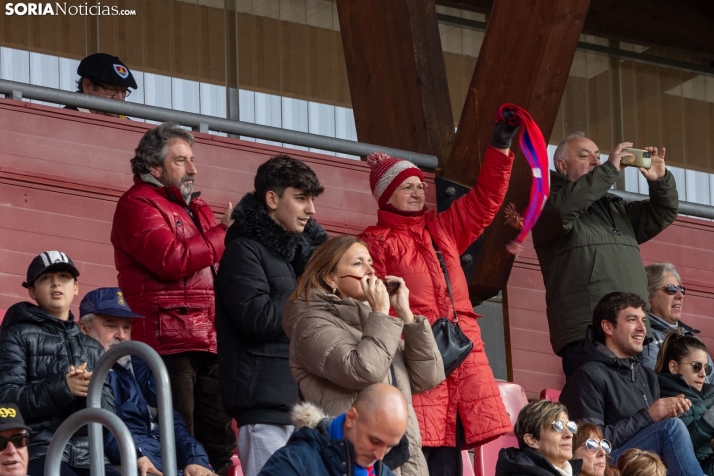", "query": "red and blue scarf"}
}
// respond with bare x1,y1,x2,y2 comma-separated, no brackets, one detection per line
495,103,550,255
